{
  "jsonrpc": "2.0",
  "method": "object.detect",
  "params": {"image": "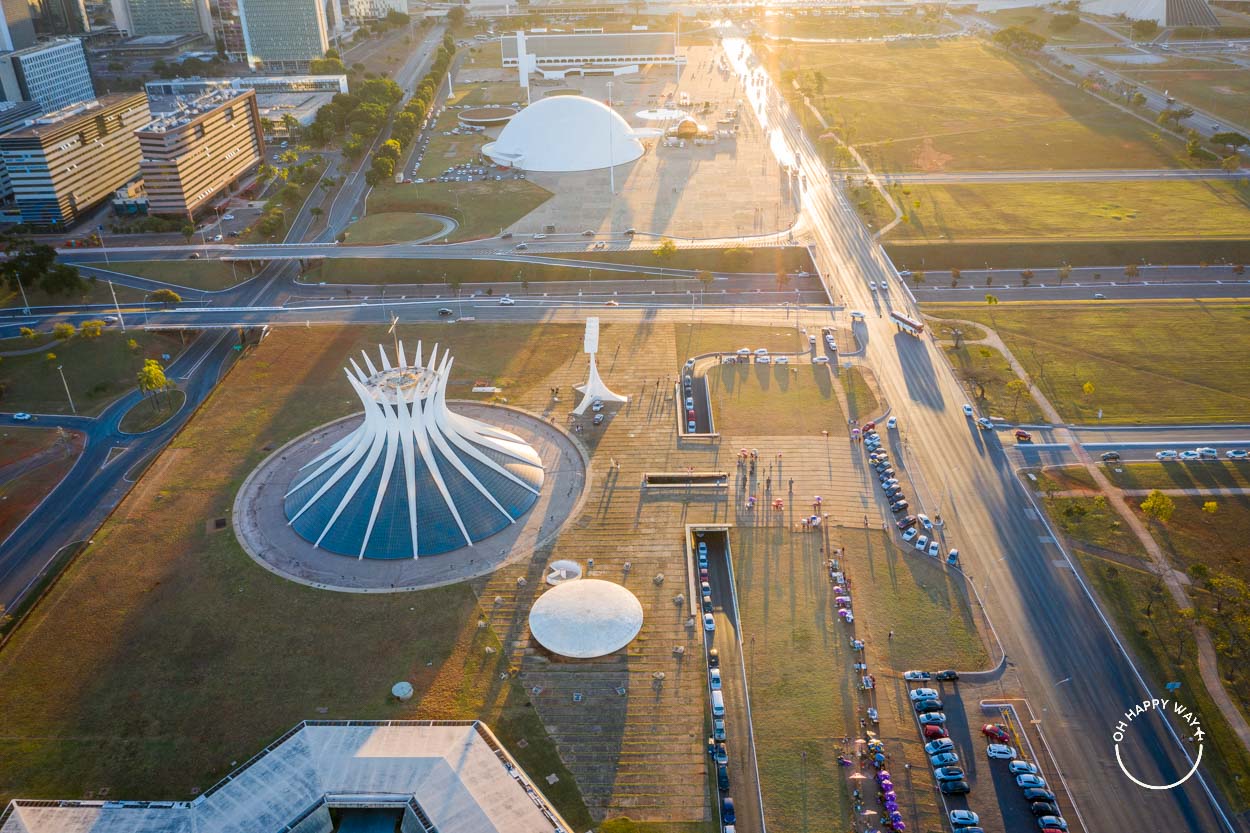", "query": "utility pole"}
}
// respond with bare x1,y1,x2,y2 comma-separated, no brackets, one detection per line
108,280,126,333
57,365,76,415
